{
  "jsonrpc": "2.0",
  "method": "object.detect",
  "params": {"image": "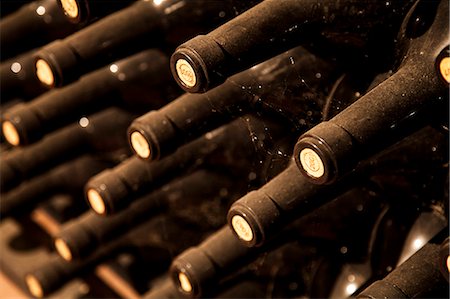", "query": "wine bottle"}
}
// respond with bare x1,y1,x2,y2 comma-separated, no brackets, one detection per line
0,155,112,218
0,50,48,102
227,125,448,248
1,49,180,145
170,226,258,298
357,230,449,298
33,0,261,87
56,0,135,25
88,115,293,214
128,46,368,161
171,224,337,298
0,108,133,192
54,170,235,261
142,277,266,299
0,0,78,60
170,0,415,93
25,254,85,298
293,0,449,185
